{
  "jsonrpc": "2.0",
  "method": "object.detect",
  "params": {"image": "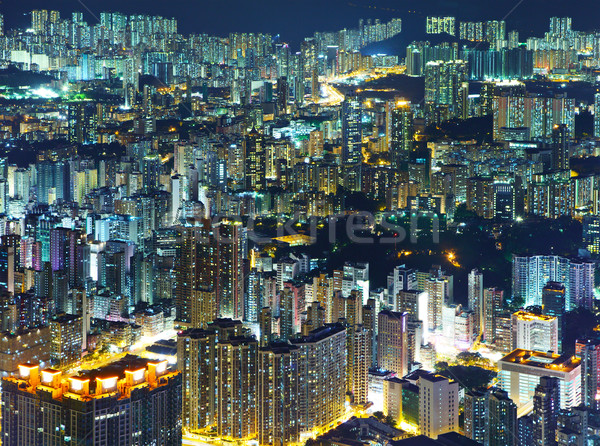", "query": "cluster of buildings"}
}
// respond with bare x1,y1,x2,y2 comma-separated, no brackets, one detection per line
0,6,597,446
